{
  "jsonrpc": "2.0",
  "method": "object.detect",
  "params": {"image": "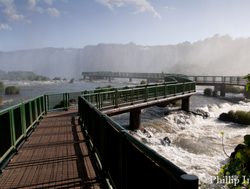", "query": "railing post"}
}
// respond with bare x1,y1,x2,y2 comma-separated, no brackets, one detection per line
131,88,134,104
28,102,32,125
63,93,69,111
9,109,16,147
34,100,38,120
97,93,101,109
44,95,48,113
155,85,158,99
144,85,148,102
115,89,118,107
163,83,167,97
21,103,27,136
180,174,199,189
